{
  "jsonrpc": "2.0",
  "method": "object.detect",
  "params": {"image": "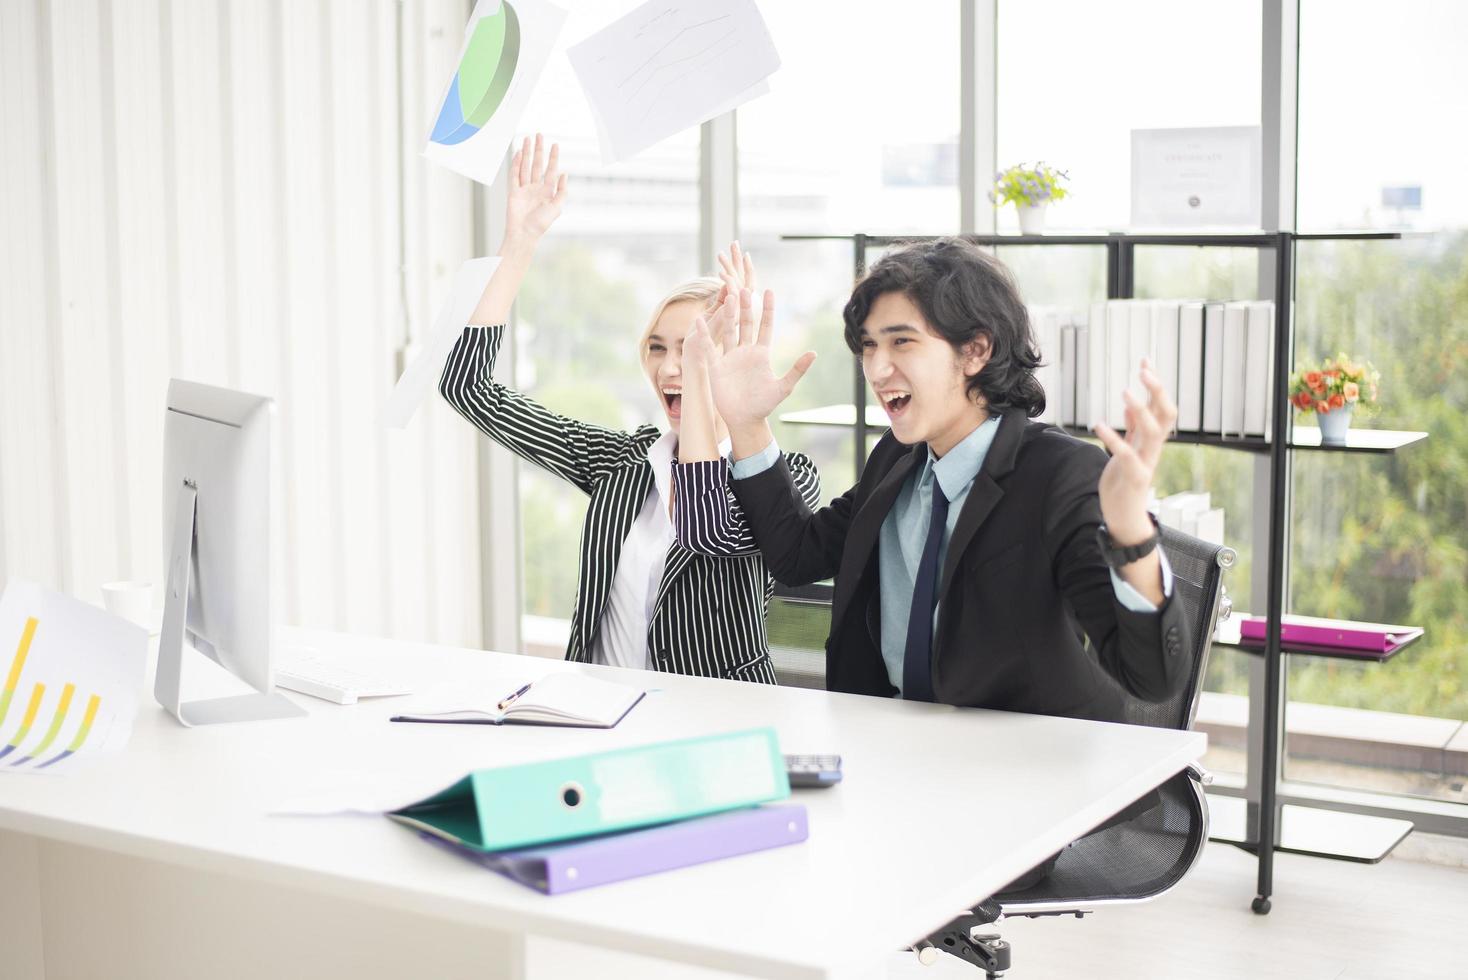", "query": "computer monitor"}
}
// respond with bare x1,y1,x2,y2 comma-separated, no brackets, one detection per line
155,379,304,726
